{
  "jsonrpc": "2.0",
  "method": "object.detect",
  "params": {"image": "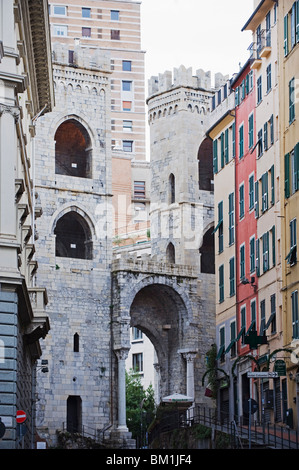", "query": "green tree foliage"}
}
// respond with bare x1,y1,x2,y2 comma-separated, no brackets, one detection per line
125,369,156,446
